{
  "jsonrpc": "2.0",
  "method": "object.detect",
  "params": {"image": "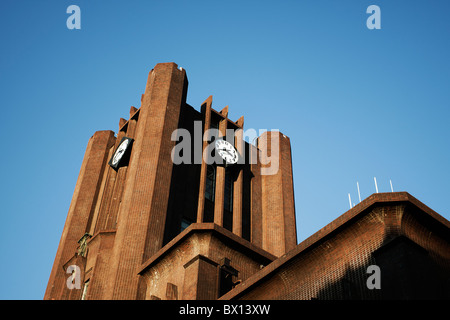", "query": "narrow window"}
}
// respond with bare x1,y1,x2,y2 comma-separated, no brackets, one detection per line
224,168,233,212
223,168,234,231
180,218,192,232
205,165,216,201
81,279,90,300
